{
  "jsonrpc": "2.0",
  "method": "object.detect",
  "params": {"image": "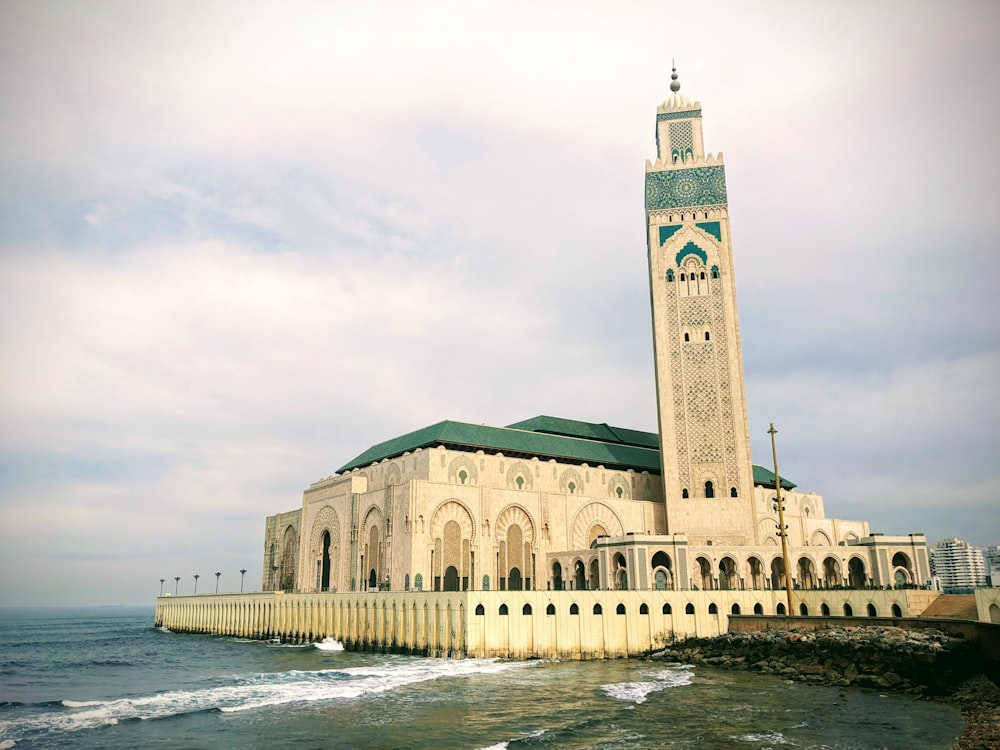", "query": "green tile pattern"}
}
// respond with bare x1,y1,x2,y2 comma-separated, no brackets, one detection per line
658,225,682,245
675,241,707,266
645,166,727,211
657,110,702,121
695,221,722,241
